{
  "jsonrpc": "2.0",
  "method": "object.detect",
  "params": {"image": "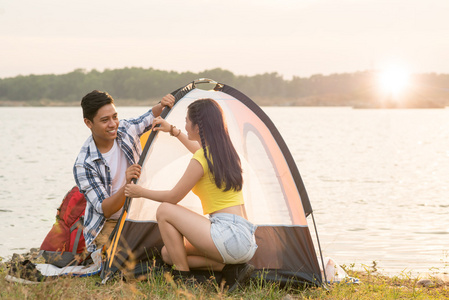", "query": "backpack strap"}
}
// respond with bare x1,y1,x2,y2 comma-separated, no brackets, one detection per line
70,216,84,255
